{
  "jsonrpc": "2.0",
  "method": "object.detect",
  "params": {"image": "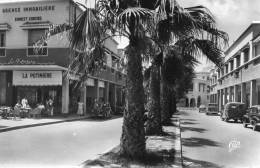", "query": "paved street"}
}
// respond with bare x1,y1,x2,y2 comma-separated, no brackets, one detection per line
178,108,260,168
0,118,122,168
